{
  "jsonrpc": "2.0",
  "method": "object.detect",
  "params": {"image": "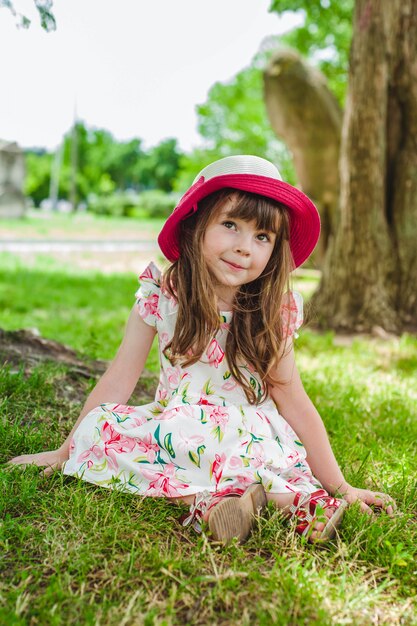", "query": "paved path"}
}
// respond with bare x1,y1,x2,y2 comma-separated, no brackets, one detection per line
0,239,159,253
